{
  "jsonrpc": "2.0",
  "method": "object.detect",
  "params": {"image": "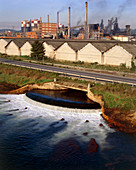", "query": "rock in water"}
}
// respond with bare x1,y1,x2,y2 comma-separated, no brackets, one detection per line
83,132,88,136
88,138,98,153
60,118,65,121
